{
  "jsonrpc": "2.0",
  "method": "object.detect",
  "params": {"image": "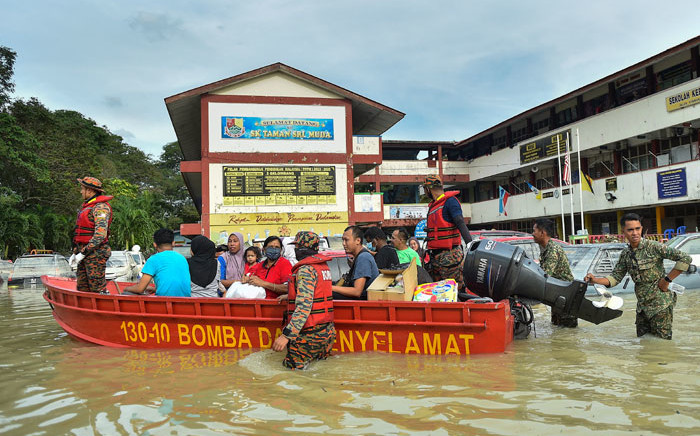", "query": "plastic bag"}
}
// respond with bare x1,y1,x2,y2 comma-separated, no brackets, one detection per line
224,282,266,299
413,279,458,302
